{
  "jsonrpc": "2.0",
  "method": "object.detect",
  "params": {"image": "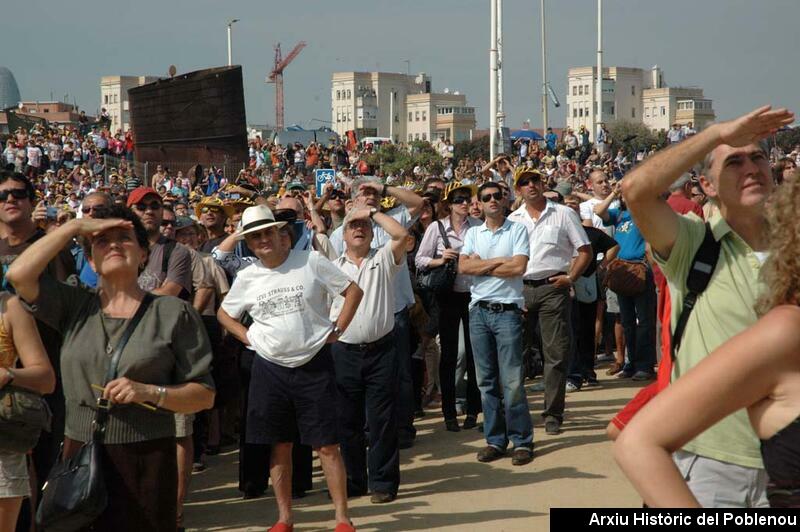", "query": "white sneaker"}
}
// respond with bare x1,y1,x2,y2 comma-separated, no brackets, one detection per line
565,381,580,393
